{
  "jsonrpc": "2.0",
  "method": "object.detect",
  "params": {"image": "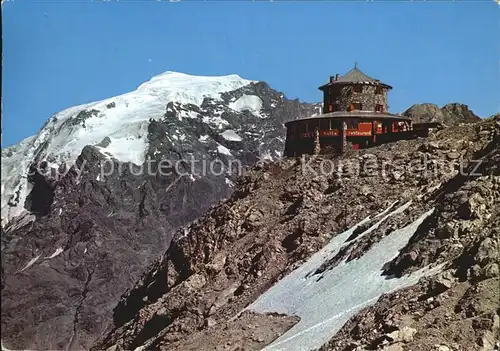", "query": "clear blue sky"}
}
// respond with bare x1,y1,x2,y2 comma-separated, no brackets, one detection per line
2,0,499,147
